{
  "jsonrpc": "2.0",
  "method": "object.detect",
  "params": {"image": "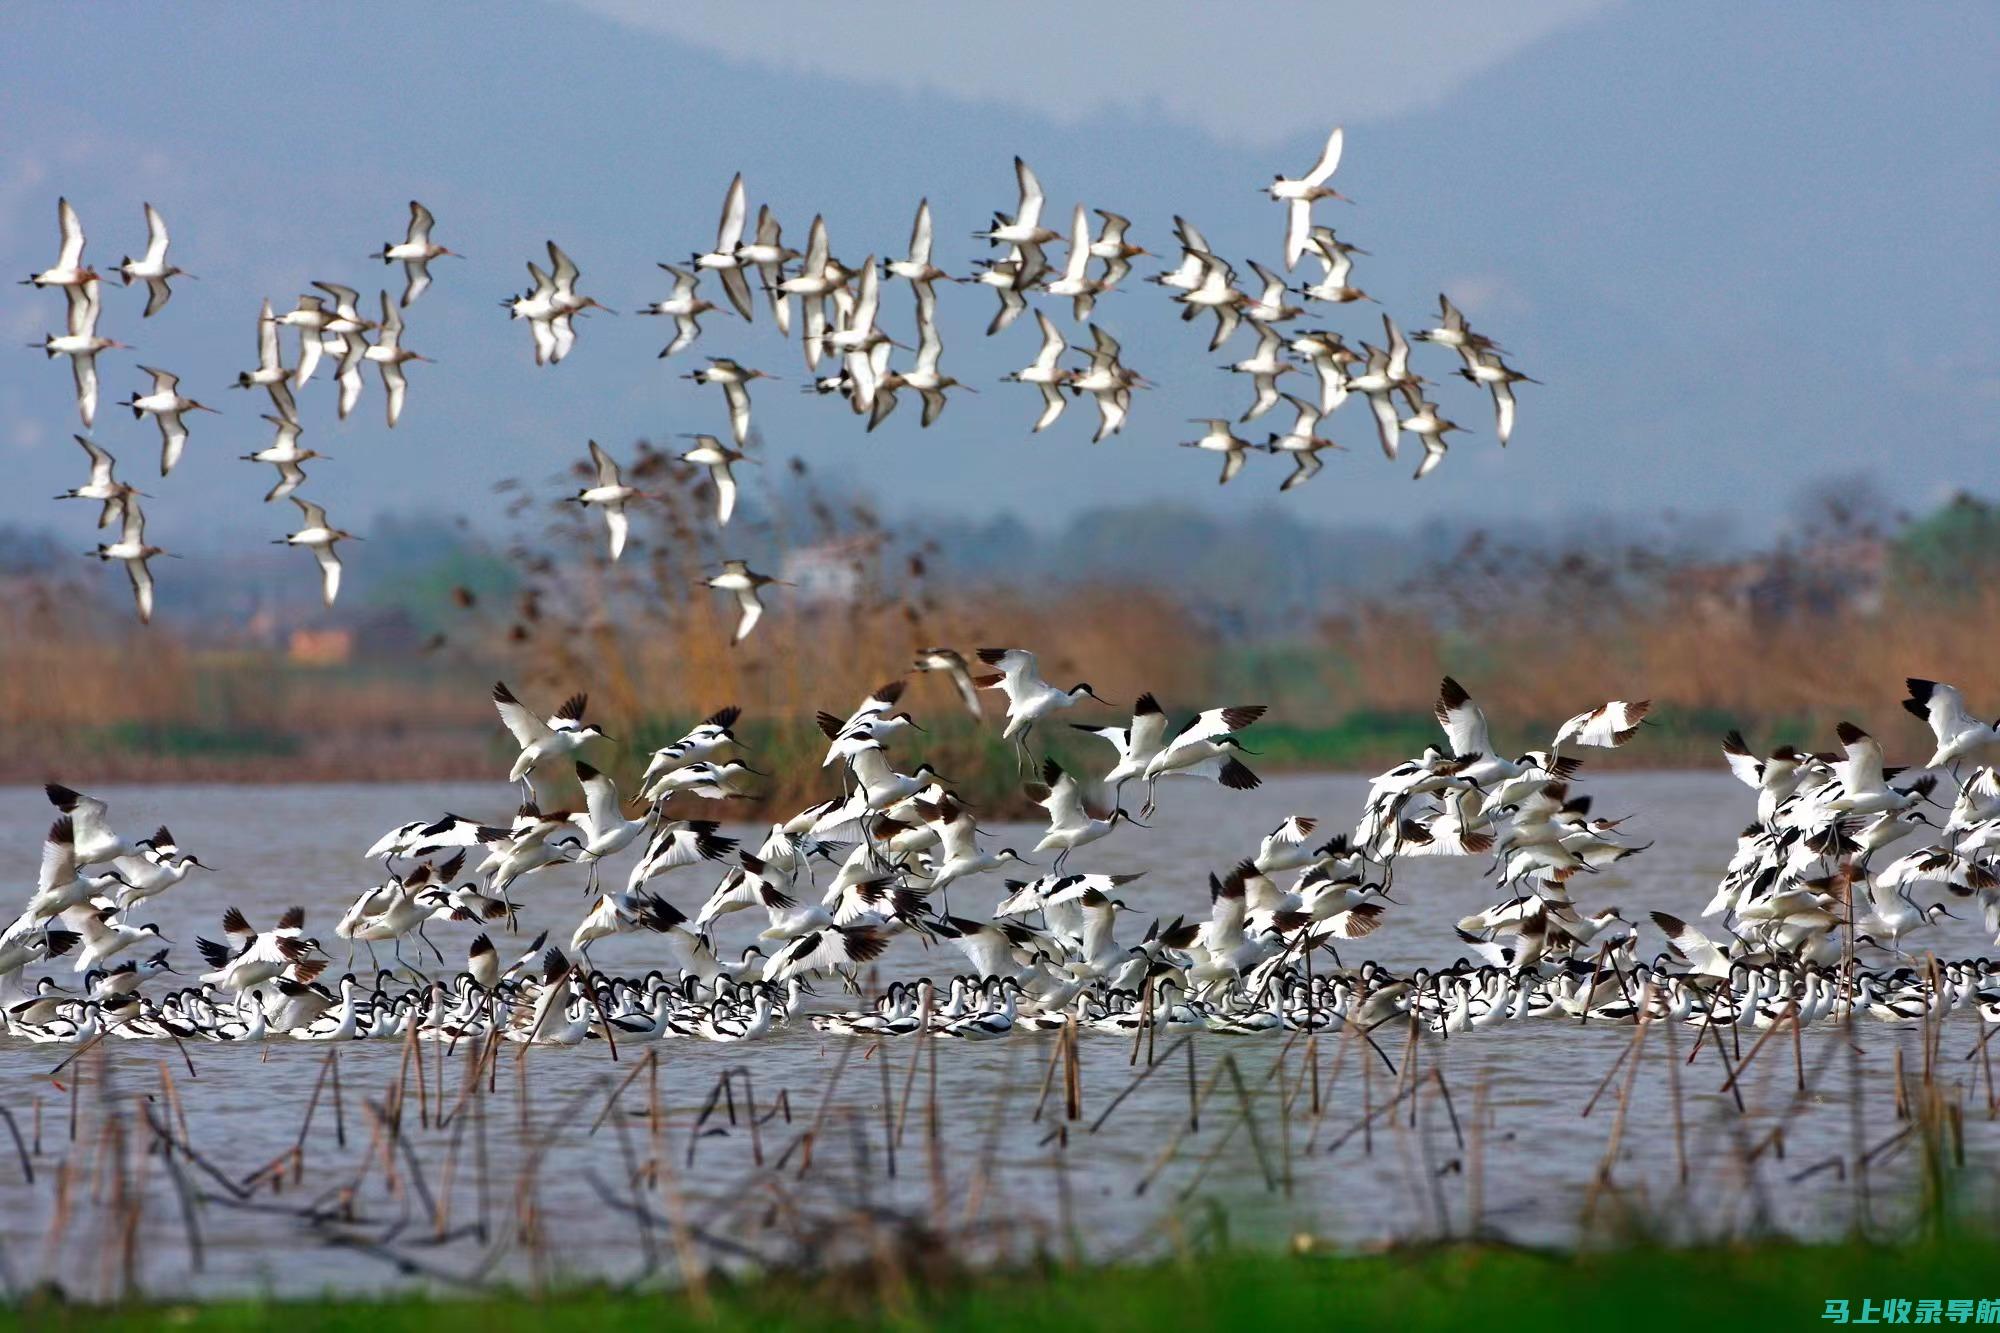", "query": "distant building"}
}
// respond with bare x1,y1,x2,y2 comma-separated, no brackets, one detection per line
781,538,874,604
288,627,353,666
